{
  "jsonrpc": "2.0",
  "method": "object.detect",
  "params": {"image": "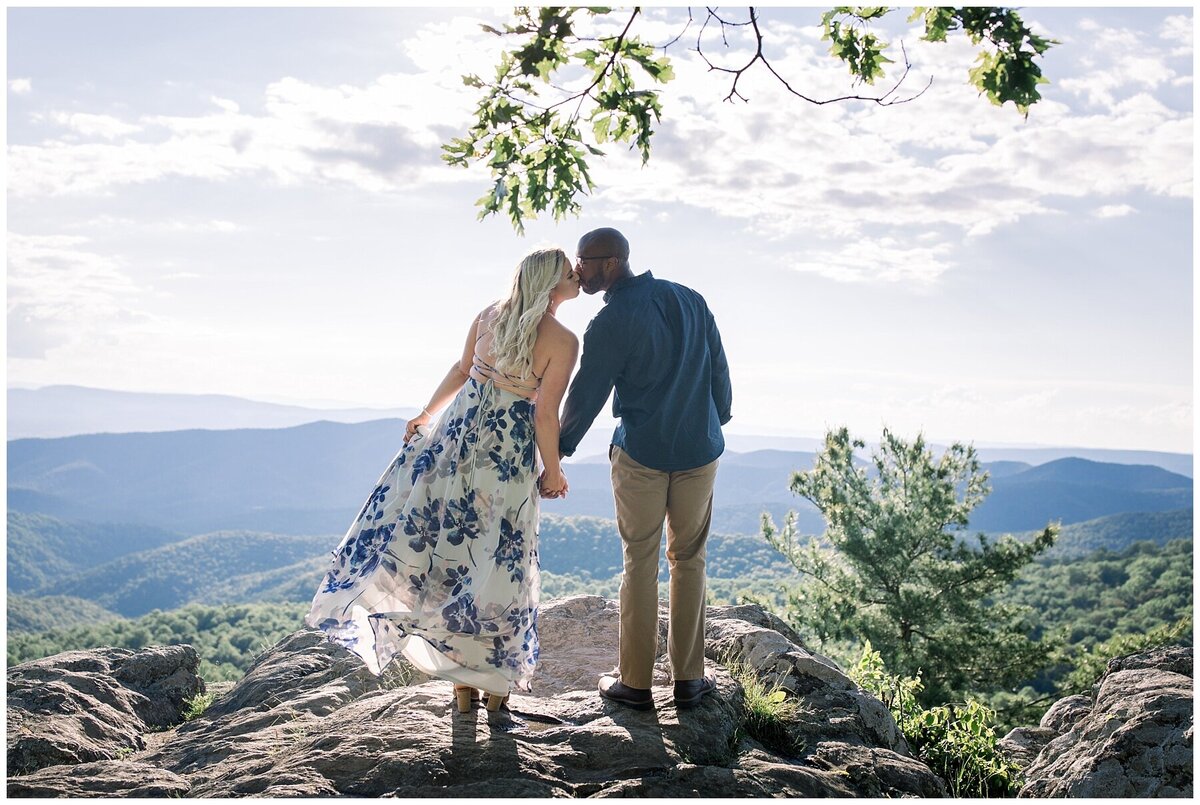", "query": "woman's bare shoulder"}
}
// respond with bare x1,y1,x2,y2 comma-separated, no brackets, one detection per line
538,314,578,346
477,302,500,326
